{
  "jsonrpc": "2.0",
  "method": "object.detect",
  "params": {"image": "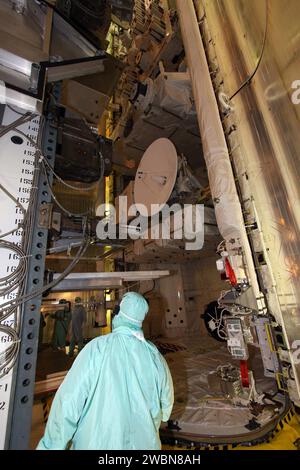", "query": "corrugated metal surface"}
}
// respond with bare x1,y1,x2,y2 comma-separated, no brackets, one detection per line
53,180,99,215
199,0,300,393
